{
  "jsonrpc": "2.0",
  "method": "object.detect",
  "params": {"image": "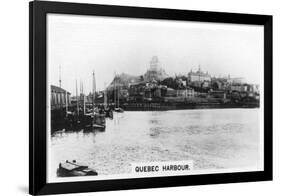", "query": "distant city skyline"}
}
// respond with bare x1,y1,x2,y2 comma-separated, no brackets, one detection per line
48,14,264,95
